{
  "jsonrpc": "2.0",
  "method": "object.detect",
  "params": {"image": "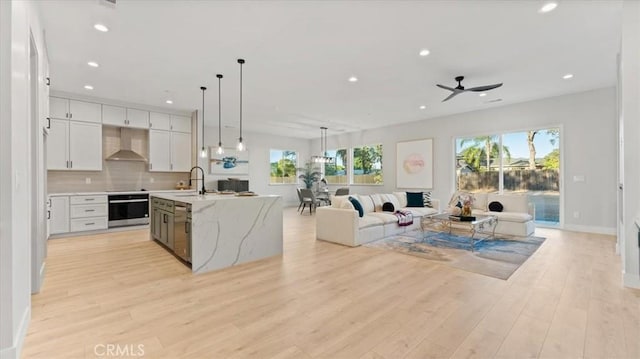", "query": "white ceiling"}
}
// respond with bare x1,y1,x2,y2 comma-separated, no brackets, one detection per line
38,0,623,139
